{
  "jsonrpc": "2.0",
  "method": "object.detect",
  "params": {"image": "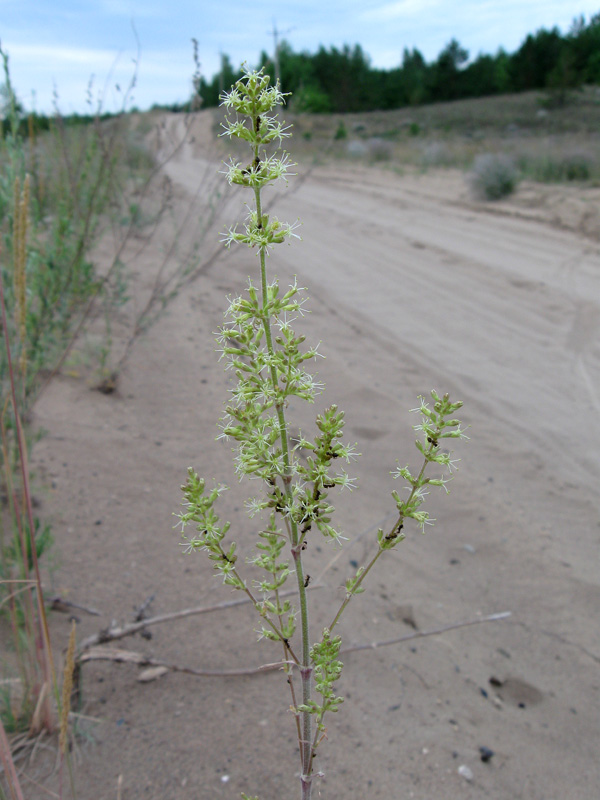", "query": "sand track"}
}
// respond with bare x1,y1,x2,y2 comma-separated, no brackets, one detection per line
24,124,600,799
